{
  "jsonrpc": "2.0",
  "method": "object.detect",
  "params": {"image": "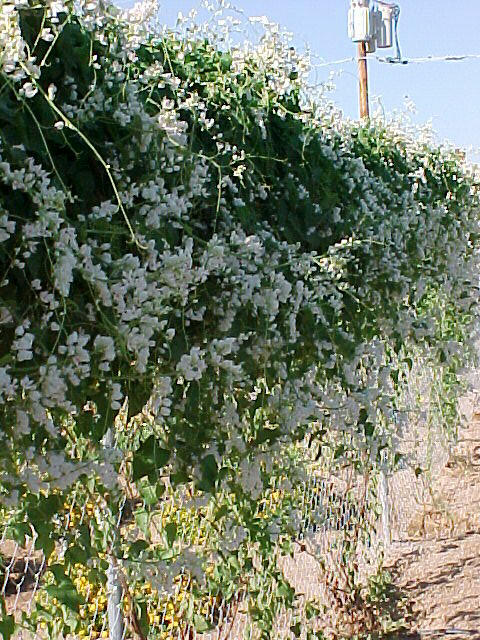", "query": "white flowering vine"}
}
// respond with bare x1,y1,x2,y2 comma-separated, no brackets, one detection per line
0,0,479,638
